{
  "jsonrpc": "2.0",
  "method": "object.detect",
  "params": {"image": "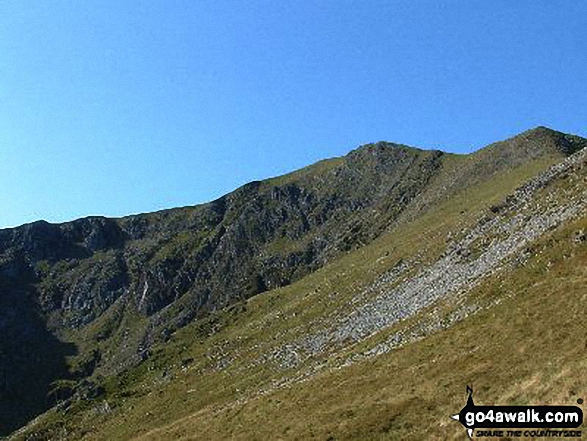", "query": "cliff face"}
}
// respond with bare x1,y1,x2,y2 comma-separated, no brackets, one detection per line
1,143,448,329
0,126,585,435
